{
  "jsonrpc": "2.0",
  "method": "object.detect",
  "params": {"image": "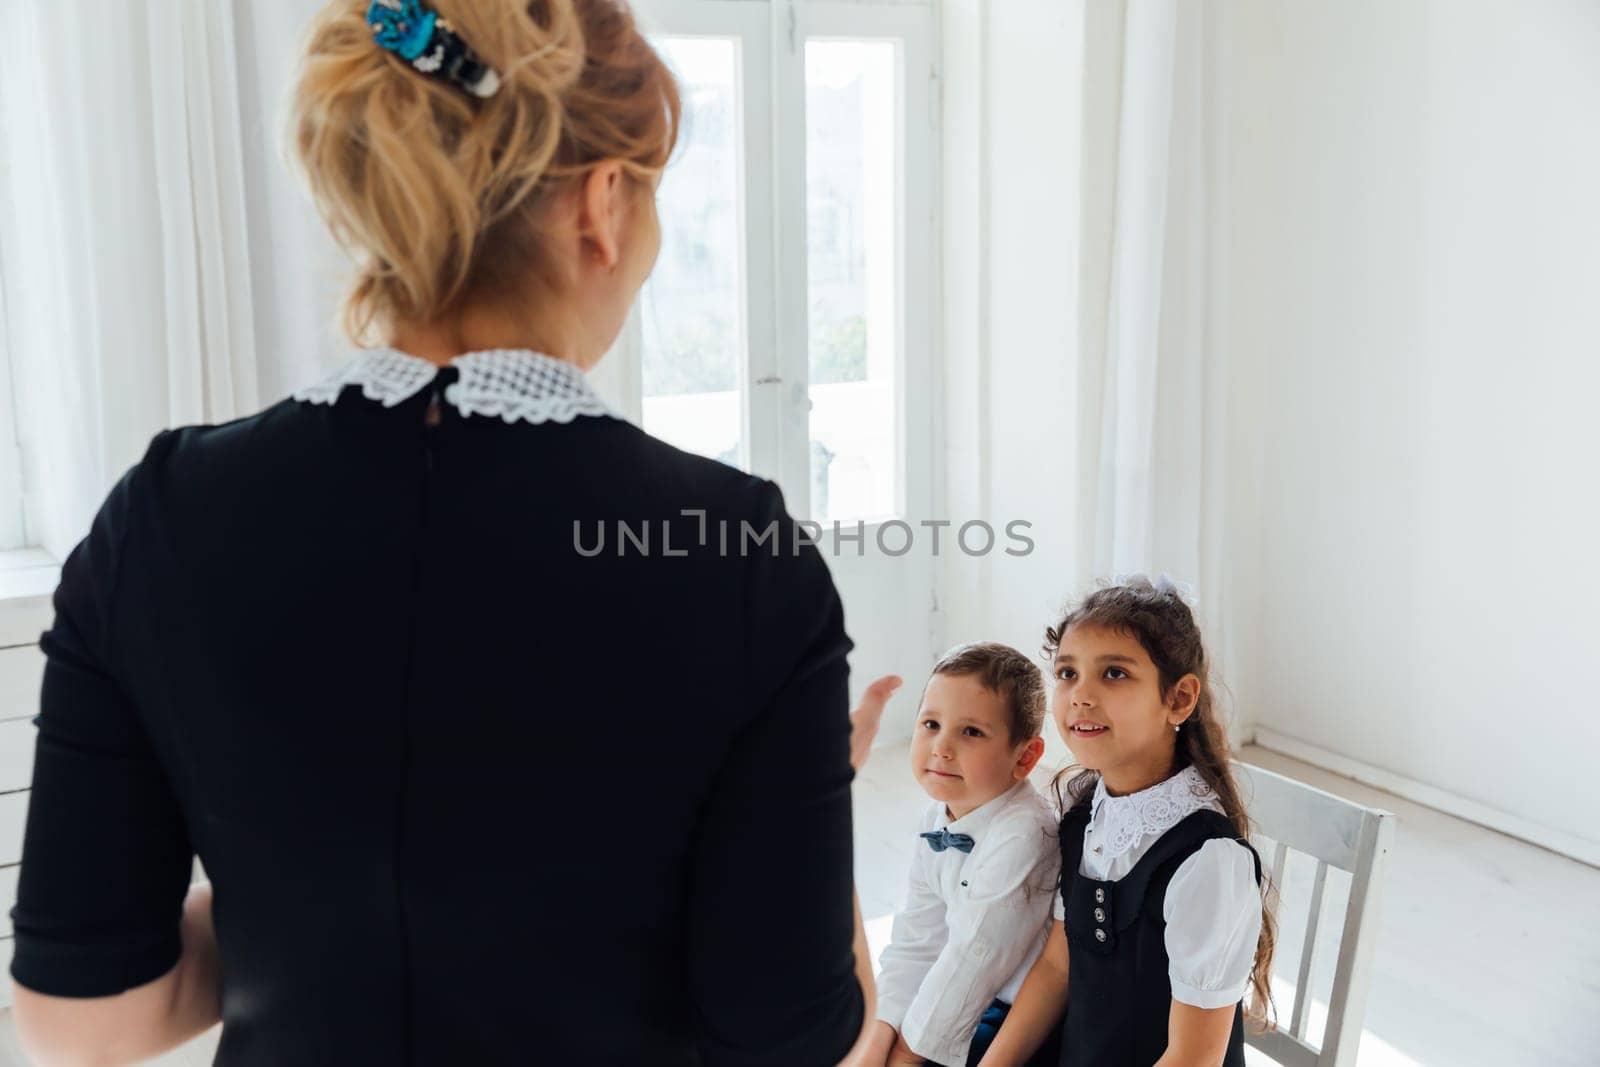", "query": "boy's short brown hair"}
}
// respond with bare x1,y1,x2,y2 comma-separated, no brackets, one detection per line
930,642,1046,745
